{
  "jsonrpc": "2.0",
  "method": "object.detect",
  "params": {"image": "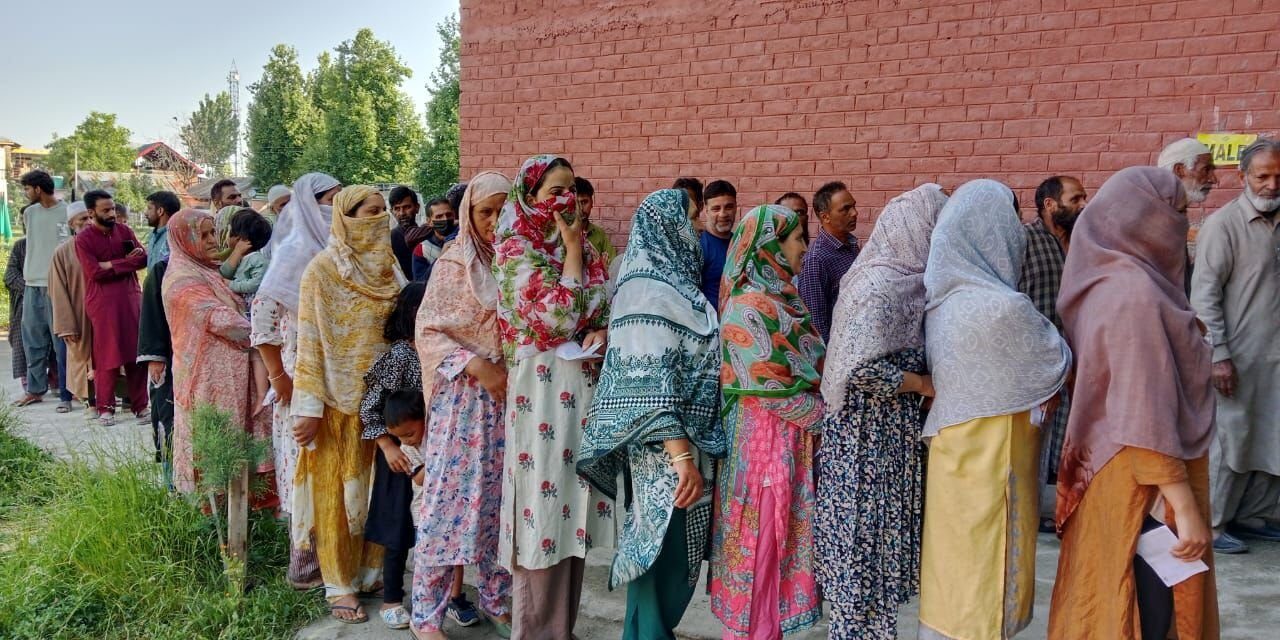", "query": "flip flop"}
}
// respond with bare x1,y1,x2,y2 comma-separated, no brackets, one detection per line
12,395,42,407
329,604,368,624
56,401,73,413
